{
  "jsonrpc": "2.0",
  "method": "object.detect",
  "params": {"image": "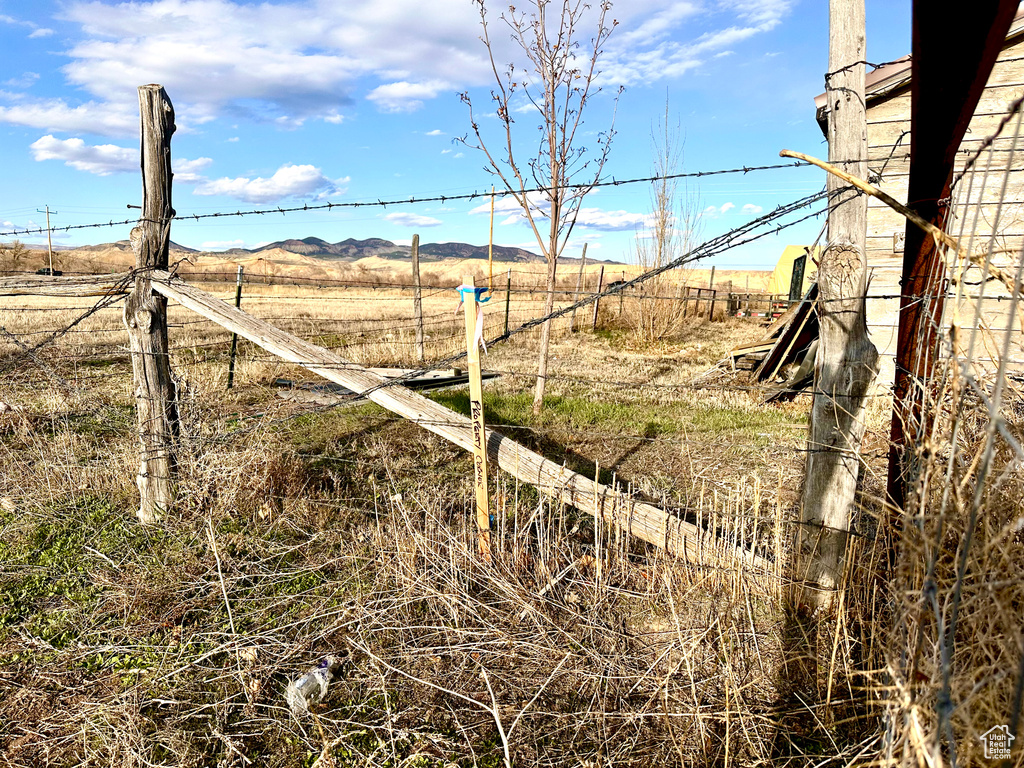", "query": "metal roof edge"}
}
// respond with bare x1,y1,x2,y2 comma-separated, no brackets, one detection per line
812,5,1024,112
